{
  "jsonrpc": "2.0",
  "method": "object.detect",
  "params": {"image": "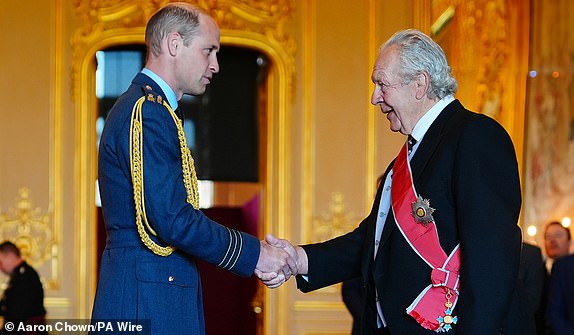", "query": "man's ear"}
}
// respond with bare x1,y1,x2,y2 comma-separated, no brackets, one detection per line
415,72,430,100
166,32,181,57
